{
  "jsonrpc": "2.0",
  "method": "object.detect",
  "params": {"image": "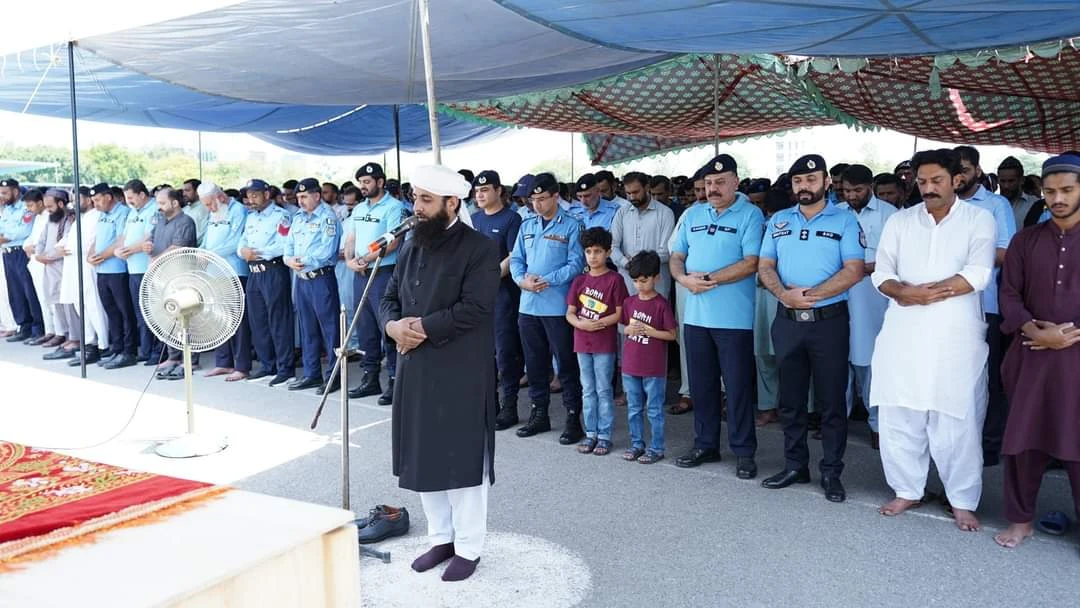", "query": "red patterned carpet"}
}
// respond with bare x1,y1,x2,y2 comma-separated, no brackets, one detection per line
0,441,226,568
